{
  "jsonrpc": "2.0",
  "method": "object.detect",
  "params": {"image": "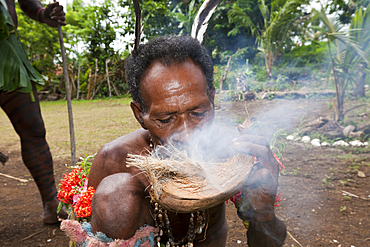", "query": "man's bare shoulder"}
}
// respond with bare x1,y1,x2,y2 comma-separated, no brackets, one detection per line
88,129,150,188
